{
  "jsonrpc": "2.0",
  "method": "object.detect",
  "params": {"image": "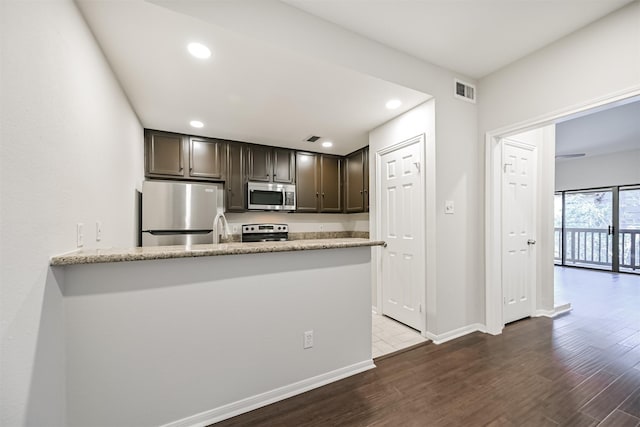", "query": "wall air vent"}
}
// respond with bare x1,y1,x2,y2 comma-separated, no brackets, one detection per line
454,79,476,103
305,135,321,143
